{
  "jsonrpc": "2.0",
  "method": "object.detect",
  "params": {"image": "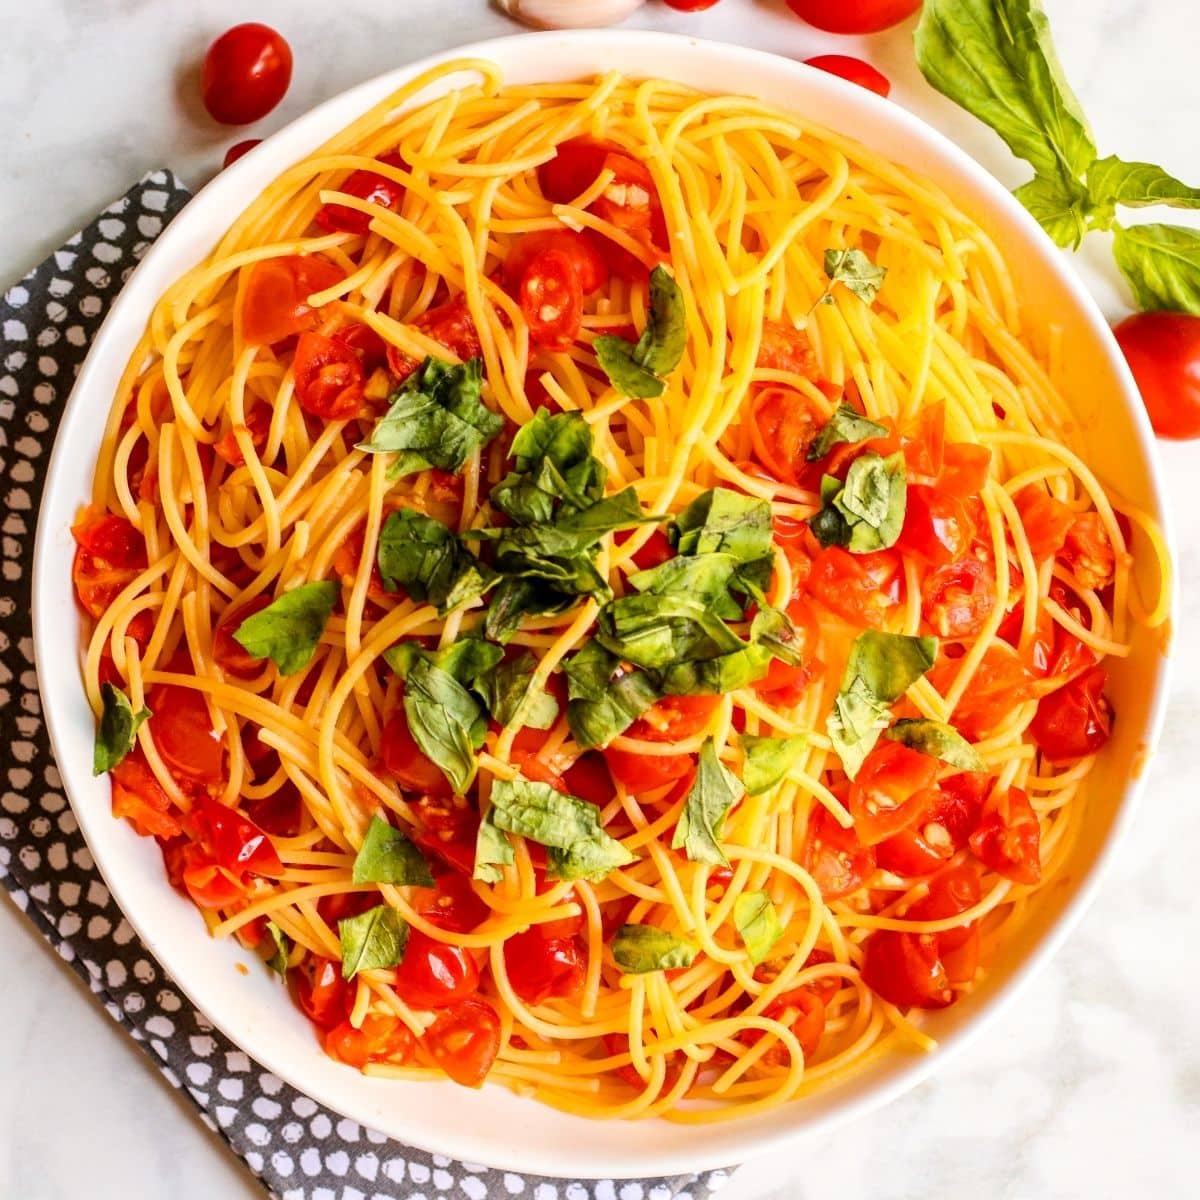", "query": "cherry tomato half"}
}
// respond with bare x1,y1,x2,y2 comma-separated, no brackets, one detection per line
316,152,407,236
1030,665,1113,763
326,1014,414,1068
803,55,891,98
804,807,875,899
292,956,353,1030
503,229,609,297
899,484,976,566
192,795,284,878
748,387,823,486
861,930,954,1010
921,558,996,638
1014,484,1074,561
380,713,450,795
627,695,721,742
110,748,180,840
1061,513,1115,591
519,248,584,351
848,741,941,846
201,23,293,126
425,998,502,1088
603,746,695,793
969,786,1042,885
786,0,922,34
293,331,366,420
239,255,344,346
147,683,226,787
1113,311,1200,440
